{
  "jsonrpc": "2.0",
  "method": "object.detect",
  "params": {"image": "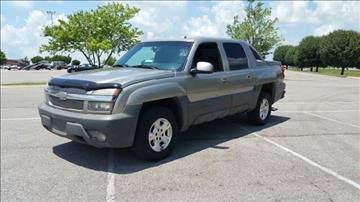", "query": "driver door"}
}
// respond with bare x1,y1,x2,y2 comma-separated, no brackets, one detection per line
185,42,231,125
